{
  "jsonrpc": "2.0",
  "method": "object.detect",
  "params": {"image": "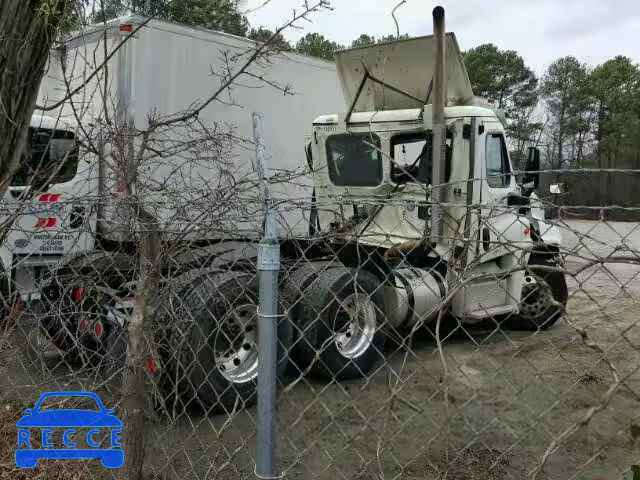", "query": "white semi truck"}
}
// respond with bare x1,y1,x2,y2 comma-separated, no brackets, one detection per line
6,8,567,412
